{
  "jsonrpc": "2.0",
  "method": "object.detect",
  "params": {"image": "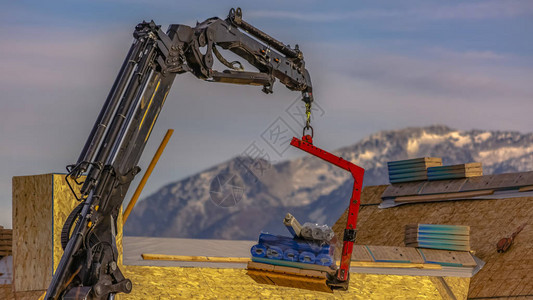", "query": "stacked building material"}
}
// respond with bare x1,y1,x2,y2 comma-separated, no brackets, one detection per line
427,162,482,181
388,157,442,184
250,214,336,269
0,226,12,258
404,224,470,251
